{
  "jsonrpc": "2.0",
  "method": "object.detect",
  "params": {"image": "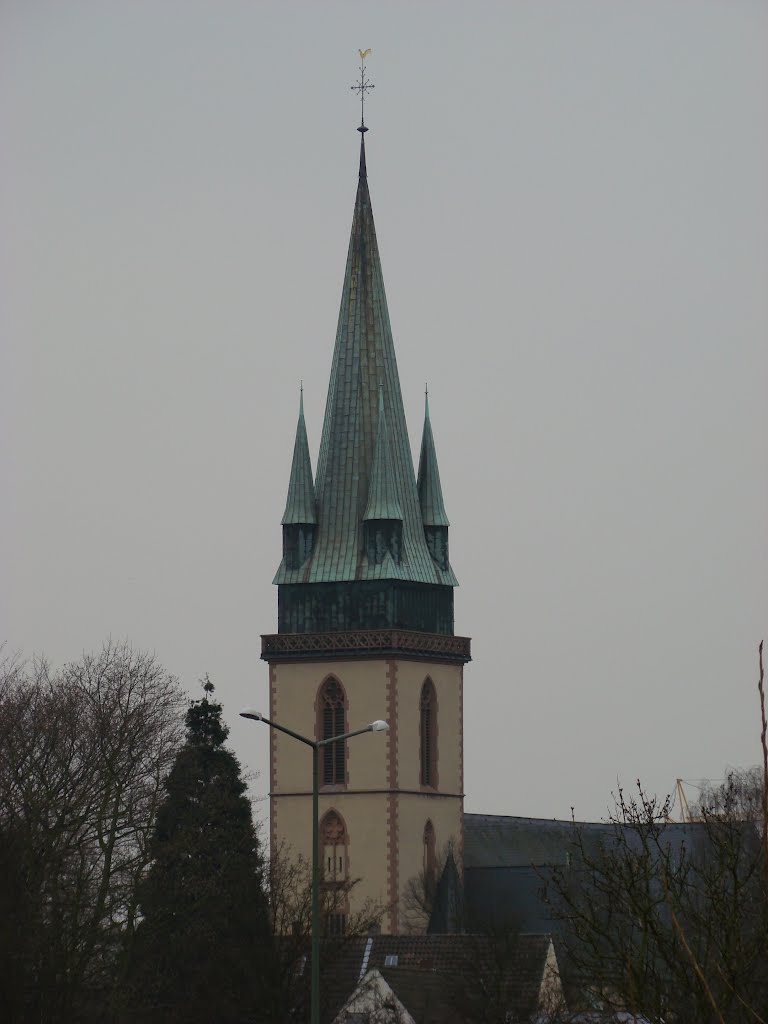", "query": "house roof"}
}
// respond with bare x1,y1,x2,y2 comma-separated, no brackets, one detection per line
273,136,457,588
325,932,555,1024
